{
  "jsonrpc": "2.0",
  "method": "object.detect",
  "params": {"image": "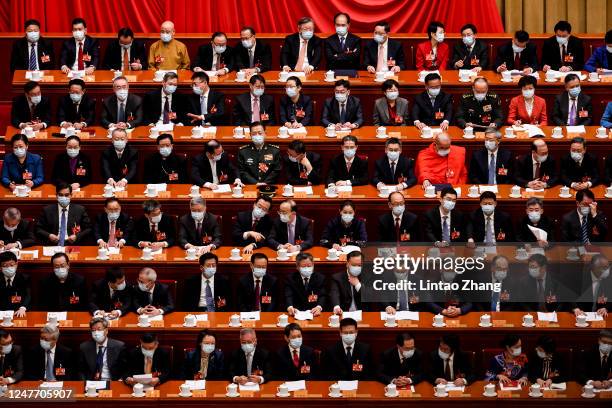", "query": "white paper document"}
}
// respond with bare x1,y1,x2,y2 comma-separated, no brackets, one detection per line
185,380,206,390
145,183,168,193
478,185,499,194
294,310,314,321
43,246,65,257
380,311,419,321
0,310,14,318
240,311,261,320
544,382,566,391
148,314,164,321
584,312,604,322
525,188,545,193
154,124,174,132
107,246,121,255
527,225,548,241
337,380,358,391
337,186,353,193
86,380,107,390
239,382,260,391
340,245,361,254
213,184,232,193
520,124,545,137
48,311,67,321
133,374,153,384
342,310,362,321
195,314,209,321
537,312,558,322
283,380,306,391
444,384,465,392
288,127,307,135
294,186,313,195
566,125,586,134
40,381,63,389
